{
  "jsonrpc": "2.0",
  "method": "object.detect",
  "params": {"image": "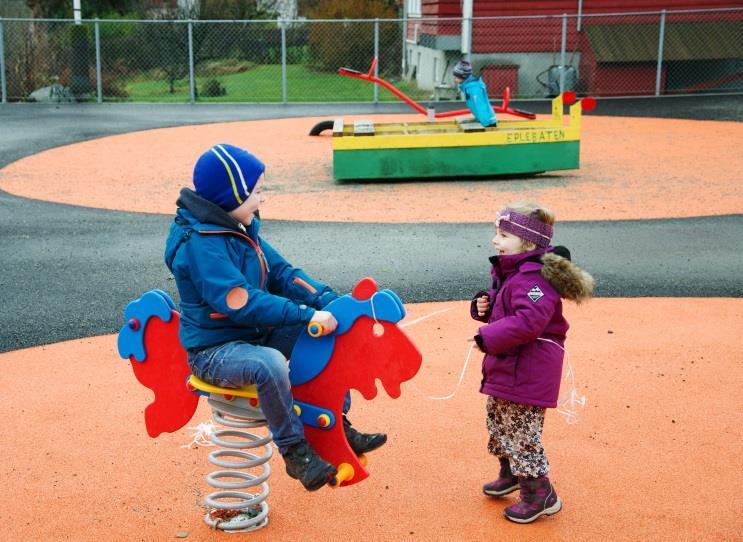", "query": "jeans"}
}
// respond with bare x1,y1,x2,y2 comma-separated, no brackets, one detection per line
187,324,351,454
